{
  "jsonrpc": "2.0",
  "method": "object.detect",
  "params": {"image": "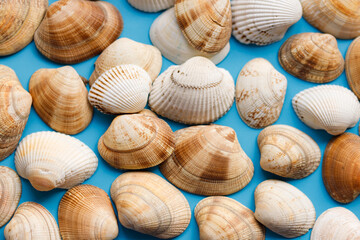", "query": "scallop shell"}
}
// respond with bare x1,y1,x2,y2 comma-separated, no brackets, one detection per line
292,85,360,135
98,113,175,169
4,202,61,240
149,56,235,124
59,184,119,240
110,172,191,239
34,0,123,64
128,0,174,12
150,7,230,65
231,0,302,45
195,196,265,240
29,66,93,135
279,32,344,83
235,58,287,128
258,125,321,179
14,131,98,191
254,180,316,238
88,65,152,114
346,37,360,98
159,125,254,196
